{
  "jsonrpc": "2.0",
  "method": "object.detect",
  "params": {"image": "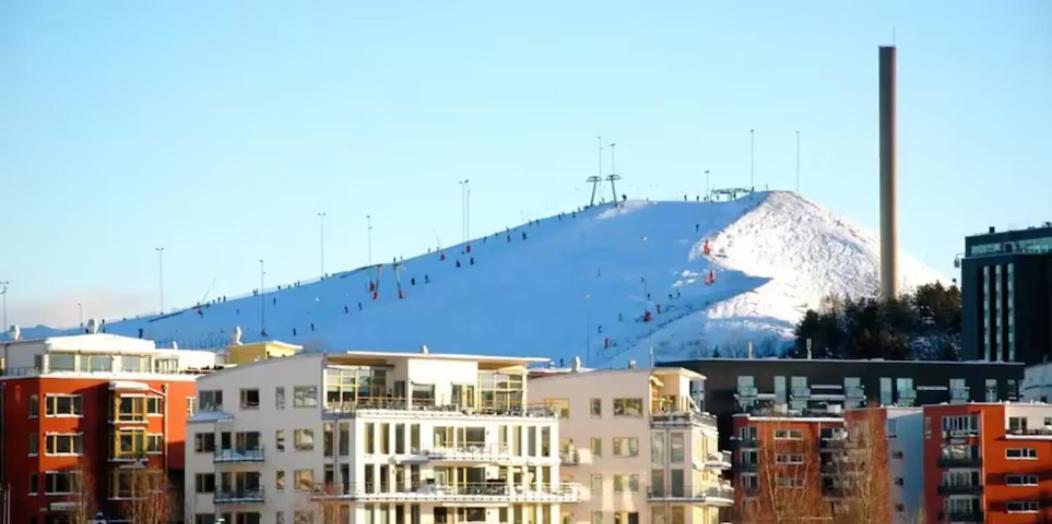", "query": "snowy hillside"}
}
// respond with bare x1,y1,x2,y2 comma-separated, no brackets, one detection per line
15,191,943,366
